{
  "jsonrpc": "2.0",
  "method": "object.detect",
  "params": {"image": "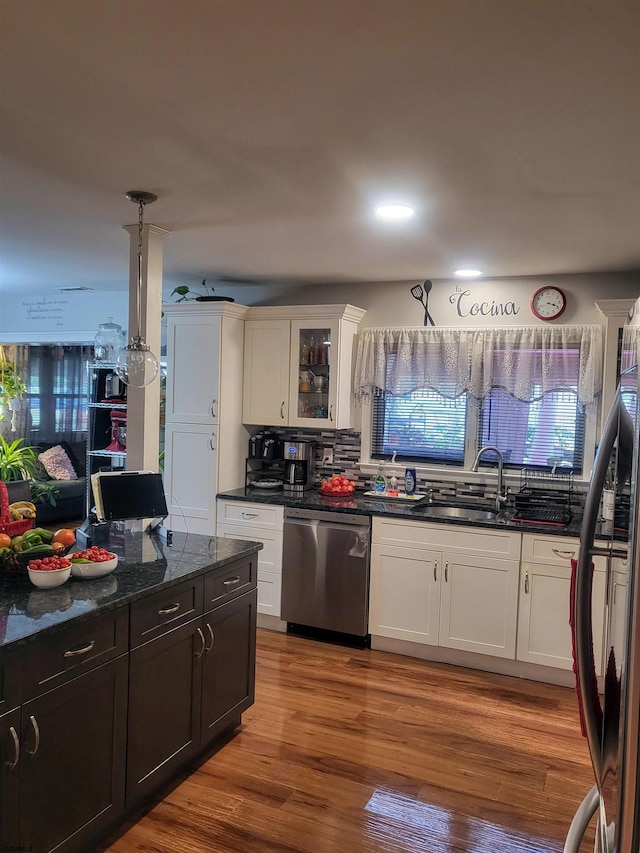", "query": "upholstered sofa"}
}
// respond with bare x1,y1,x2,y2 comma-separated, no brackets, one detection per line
30,440,87,525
